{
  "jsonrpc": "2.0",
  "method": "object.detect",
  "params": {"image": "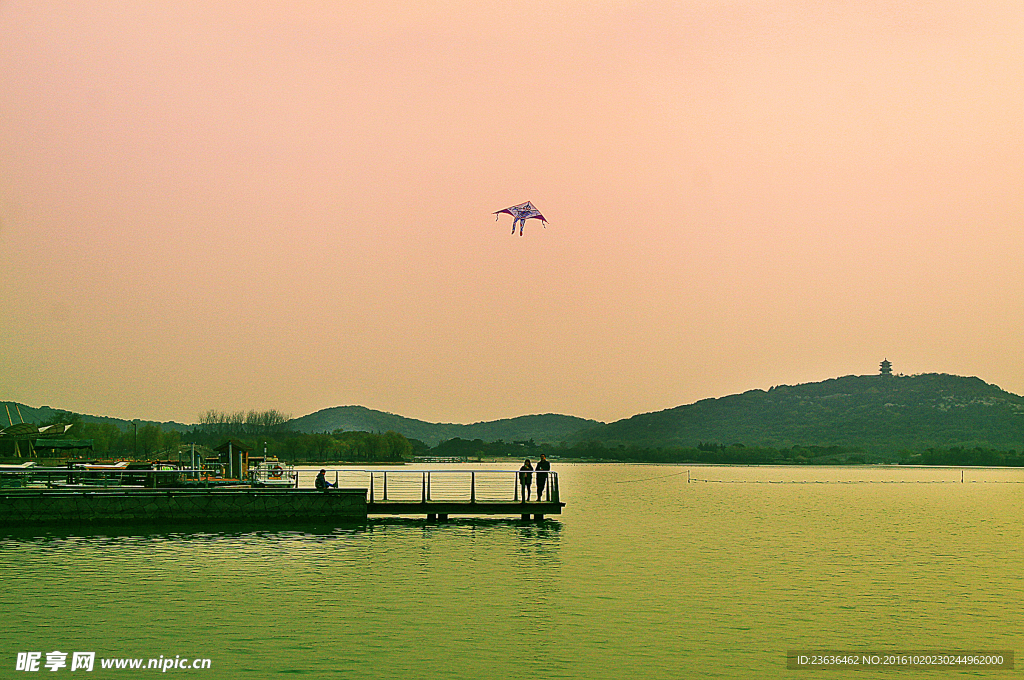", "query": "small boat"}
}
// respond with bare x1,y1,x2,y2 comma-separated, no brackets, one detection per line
0,461,36,471
71,461,131,471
